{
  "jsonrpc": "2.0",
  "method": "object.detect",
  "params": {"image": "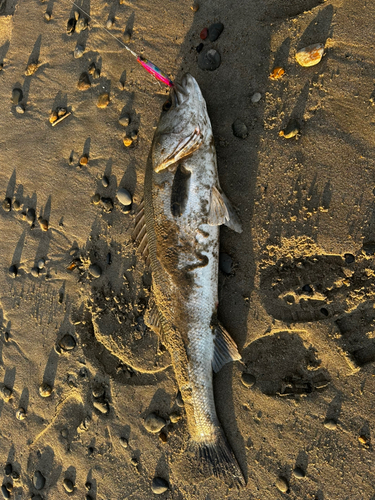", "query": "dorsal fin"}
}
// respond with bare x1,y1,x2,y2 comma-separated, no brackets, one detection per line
212,322,241,373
